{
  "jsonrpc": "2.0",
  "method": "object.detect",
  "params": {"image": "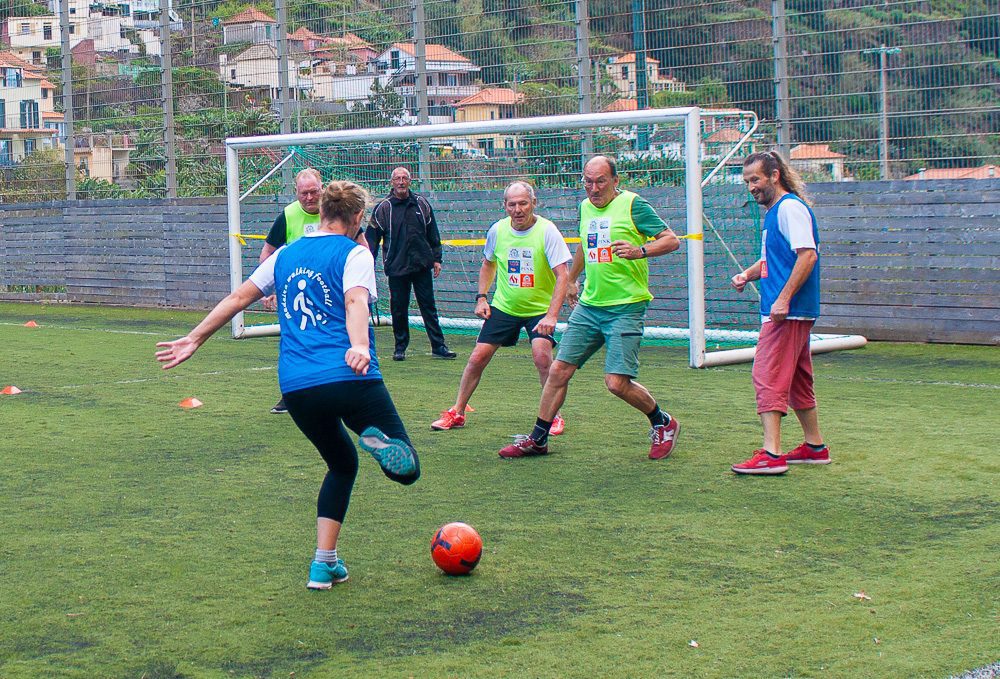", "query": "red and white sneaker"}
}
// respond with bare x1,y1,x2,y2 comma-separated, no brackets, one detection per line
498,435,548,459
648,417,680,460
550,414,566,436
431,407,466,431
731,449,789,475
785,442,831,464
